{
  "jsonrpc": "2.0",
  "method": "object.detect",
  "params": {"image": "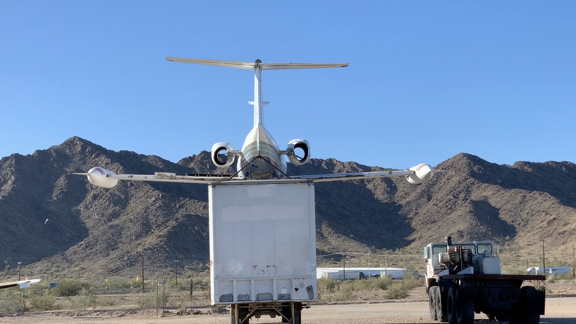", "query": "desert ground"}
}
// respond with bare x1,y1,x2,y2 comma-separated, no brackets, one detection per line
0,281,574,324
